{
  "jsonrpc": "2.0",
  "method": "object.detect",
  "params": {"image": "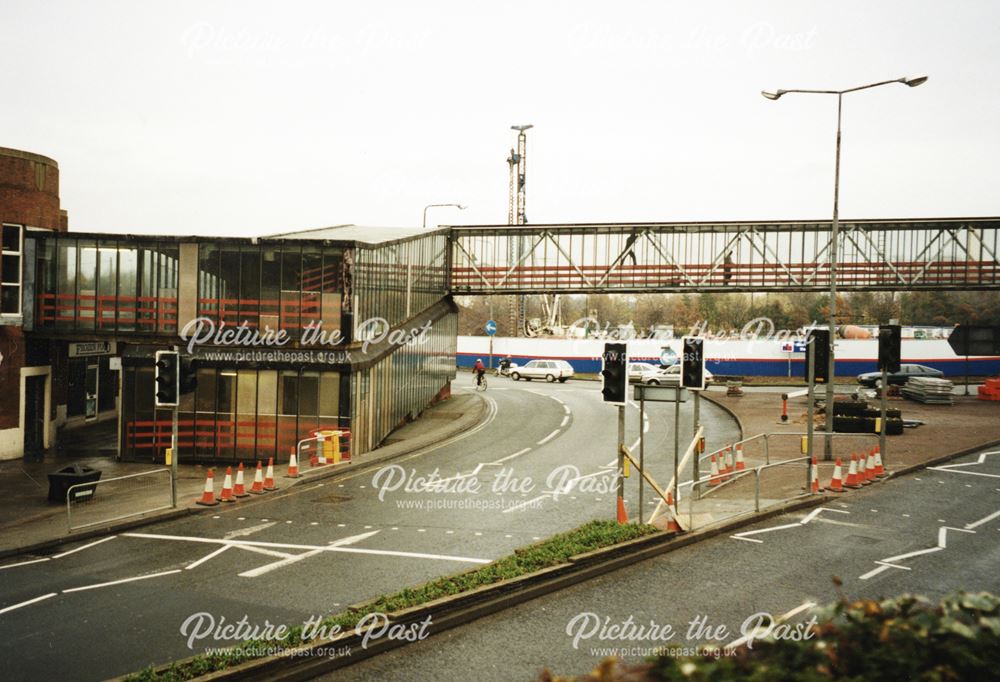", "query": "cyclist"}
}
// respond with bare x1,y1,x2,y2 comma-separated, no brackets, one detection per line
472,358,486,388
